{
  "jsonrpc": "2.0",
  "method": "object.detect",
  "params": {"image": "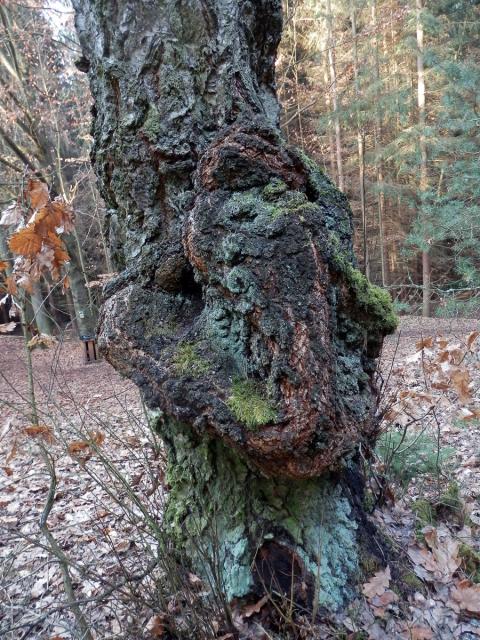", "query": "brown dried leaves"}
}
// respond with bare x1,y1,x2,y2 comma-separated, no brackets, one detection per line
0,178,74,296
407,525,461,584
